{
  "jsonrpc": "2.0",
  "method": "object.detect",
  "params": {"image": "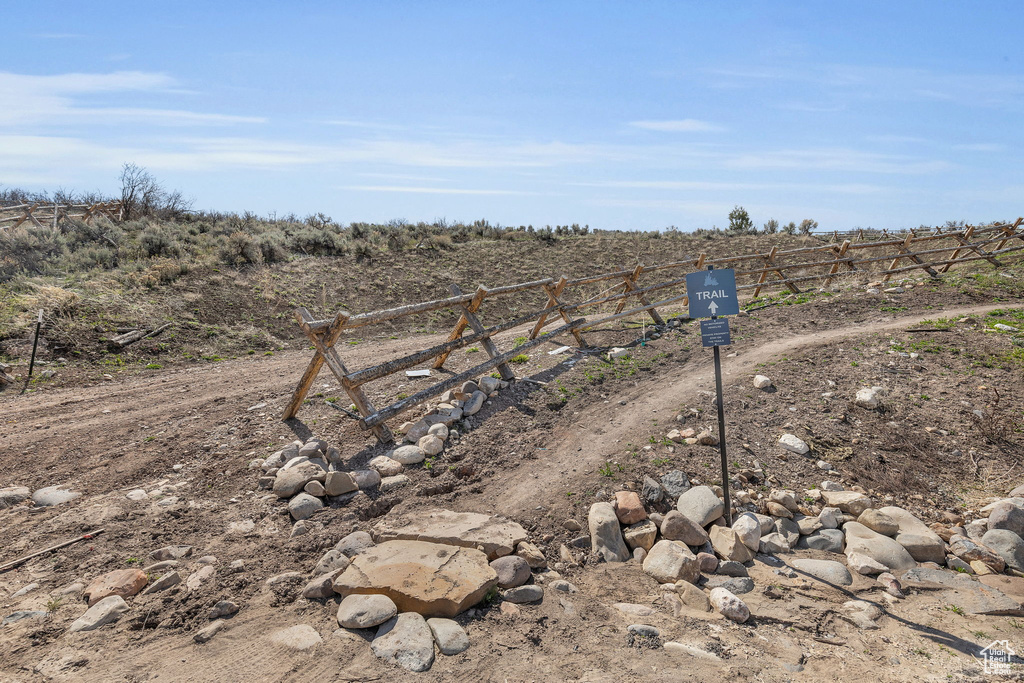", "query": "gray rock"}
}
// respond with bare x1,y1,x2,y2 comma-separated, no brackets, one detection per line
778,434,809,455
878,506,947,564
982,529,1024,572
390,445,426,465
676,486,724,527
336,531,375,557
589,502,630,562
338,594,398,629
314,549,352,575
150,545,192,561
660,470,691,498
141,571,181,595
503,585,543,603
703,575,754,594
288,493,323,521
273,462,326,498
858,509,899,536
709,587,749,623
716,561,749,578
902,567,1024,616
380,475,410,492
643,540,699,584
988,502,1024,537
792,558,853,586
303,571,344,599
32,486,81,507
774,518,801,548
797,529,844,553
759,533,790,554
351,469,381,490
427,618,470,655
269,624,323,651
641,476,664,504
325,471,357,496
549,580,578,593
463,391,486,416
490,555,531,588
661,510,710,546
68,596,129,632
194,619,227,643
844,522,916,571
0,486,30,509
209,600,239,619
